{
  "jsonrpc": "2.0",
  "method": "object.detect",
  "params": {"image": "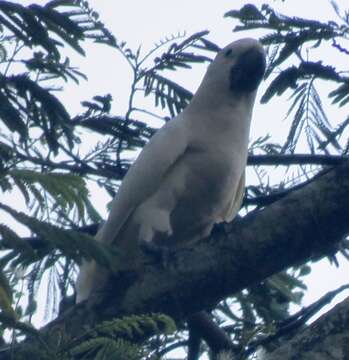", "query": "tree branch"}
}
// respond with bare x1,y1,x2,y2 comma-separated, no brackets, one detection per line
13,150,125,180
187,312,235,358
3,161,349,358
49,162,349,333
245,284,349,357
262,295,349,359
247,154,348,166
